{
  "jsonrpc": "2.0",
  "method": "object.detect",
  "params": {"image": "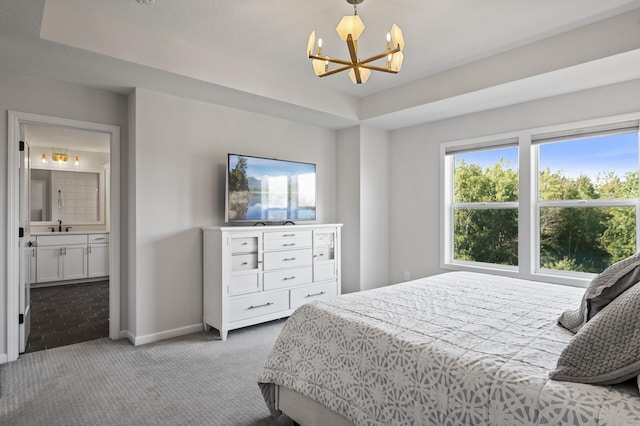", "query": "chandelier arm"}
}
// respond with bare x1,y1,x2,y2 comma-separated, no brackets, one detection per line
346,35,359,64
317,65,353,77
358,64,399,74
309,54,354,67
359,47,401,65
